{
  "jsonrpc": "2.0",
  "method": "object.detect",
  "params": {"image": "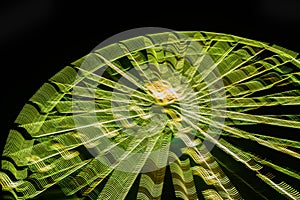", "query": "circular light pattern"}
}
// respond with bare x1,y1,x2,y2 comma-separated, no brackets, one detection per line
0,29,300,200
